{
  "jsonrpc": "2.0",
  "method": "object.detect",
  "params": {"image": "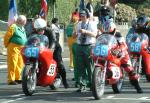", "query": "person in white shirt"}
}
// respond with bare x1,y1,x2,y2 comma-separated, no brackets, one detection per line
73,9,97,92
